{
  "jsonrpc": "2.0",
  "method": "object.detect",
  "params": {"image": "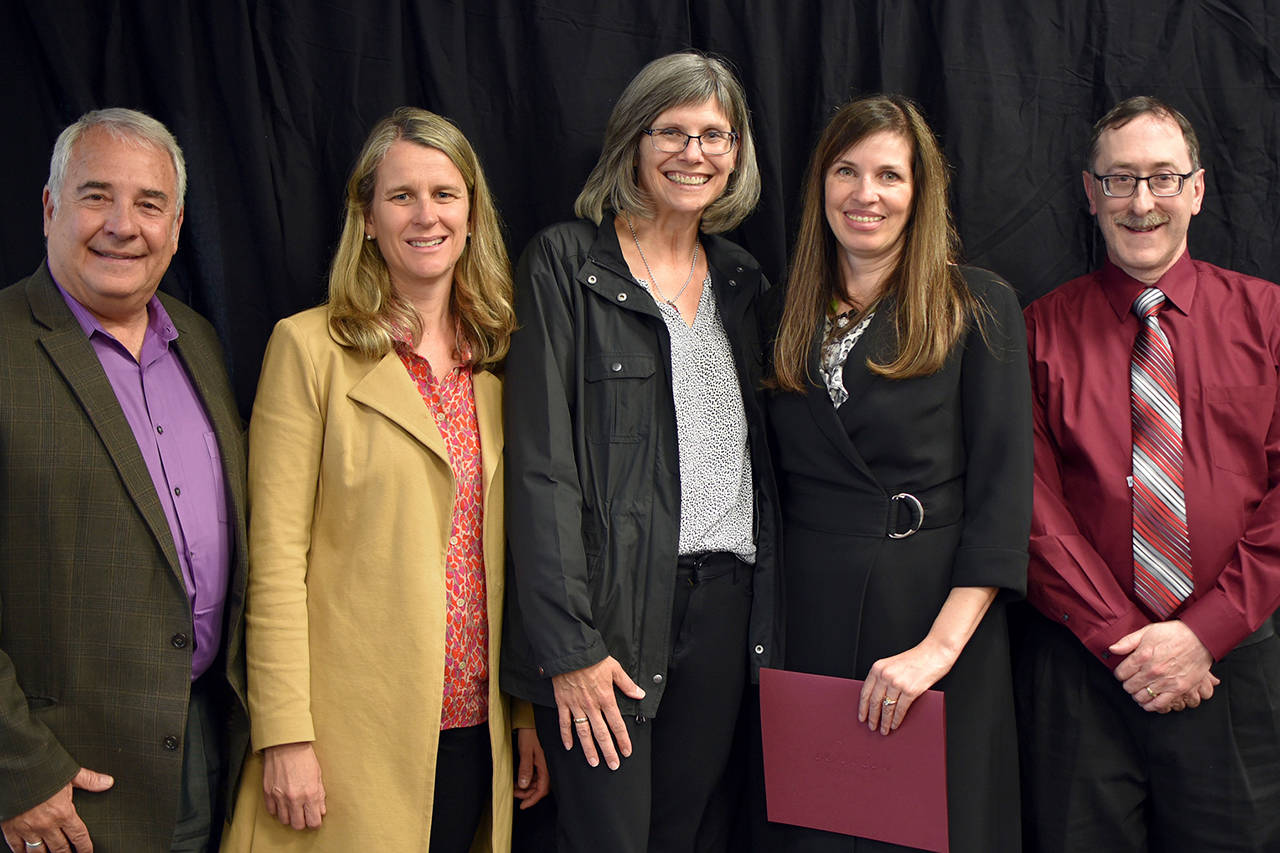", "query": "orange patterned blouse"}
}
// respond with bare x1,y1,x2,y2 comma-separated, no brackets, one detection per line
394,337,489,728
